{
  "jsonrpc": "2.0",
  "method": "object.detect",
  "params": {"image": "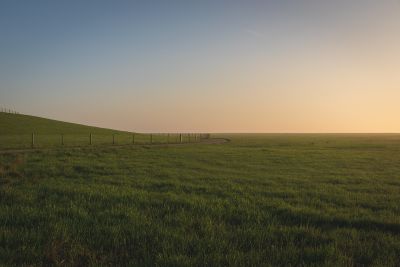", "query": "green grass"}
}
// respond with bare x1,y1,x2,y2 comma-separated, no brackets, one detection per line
1,133,400,266
0,112,128,135
0,112,196,149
